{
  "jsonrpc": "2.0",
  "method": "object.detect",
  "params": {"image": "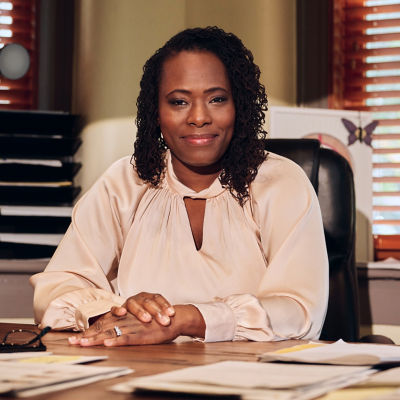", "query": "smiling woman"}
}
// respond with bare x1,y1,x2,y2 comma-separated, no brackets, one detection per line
158,50,235,190
30,27,329,347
